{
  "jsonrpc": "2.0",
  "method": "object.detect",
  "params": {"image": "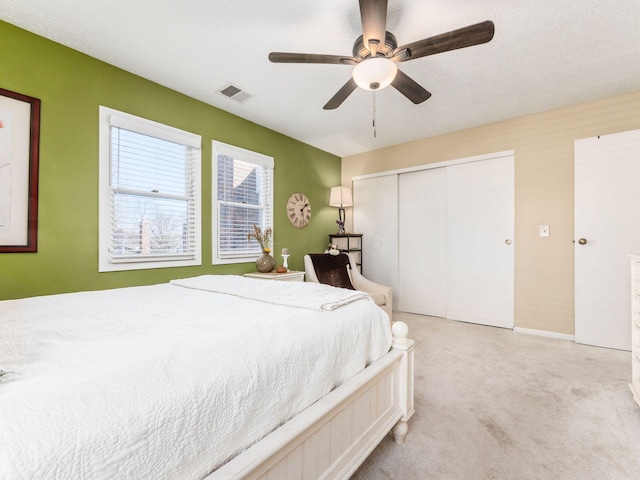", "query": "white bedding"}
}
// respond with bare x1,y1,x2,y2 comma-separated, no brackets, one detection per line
0,276,391,480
